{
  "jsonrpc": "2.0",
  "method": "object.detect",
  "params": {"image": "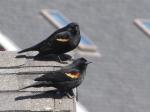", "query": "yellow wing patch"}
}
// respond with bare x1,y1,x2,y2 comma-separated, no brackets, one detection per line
56,38,69,42
65,72,80,79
